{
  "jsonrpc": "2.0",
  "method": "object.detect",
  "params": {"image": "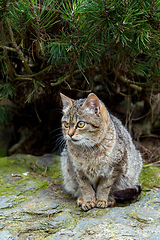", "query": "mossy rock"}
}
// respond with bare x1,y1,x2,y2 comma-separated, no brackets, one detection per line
0,154,159,198
0,154,160,239
0,154,61,198
140,164,160,191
